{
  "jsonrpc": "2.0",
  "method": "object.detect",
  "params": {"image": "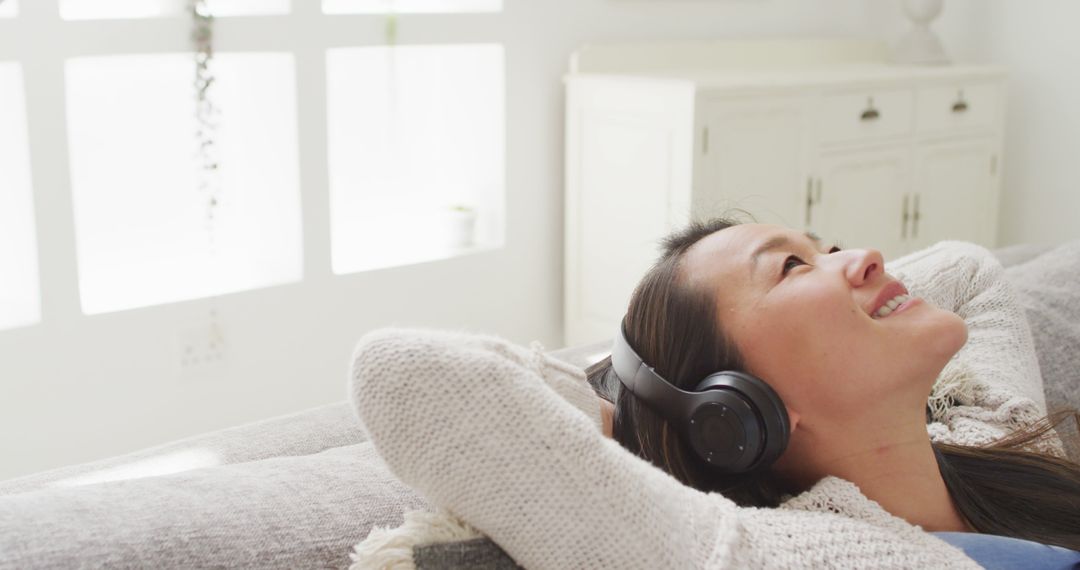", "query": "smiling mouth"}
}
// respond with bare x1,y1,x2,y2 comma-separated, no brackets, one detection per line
872,294,914,319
